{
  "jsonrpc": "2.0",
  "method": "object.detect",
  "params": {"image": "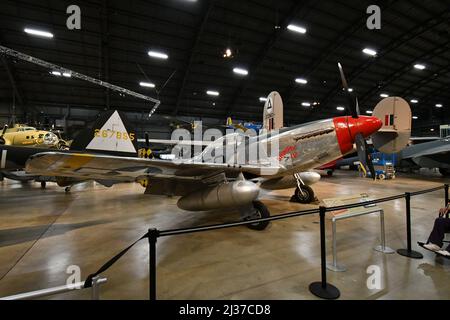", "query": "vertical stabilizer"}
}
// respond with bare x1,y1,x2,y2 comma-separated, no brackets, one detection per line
263,91,284,131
